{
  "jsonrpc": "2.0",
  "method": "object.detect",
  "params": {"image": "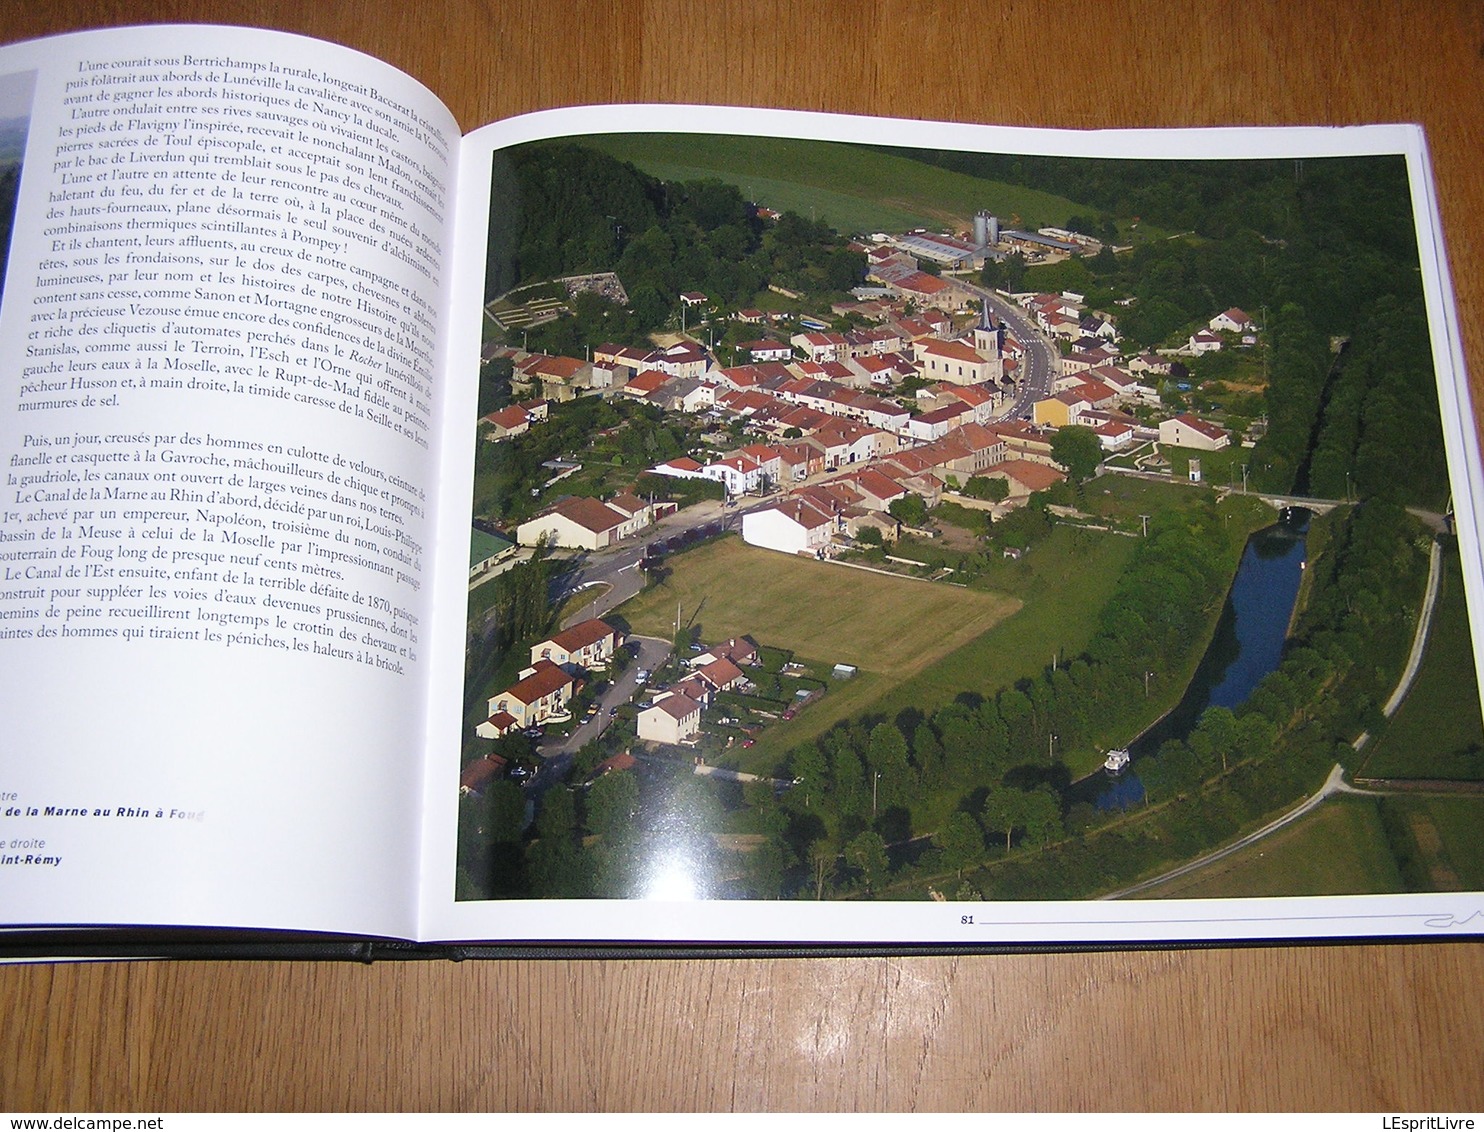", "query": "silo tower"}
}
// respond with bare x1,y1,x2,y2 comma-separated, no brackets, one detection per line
974,211,1000,249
